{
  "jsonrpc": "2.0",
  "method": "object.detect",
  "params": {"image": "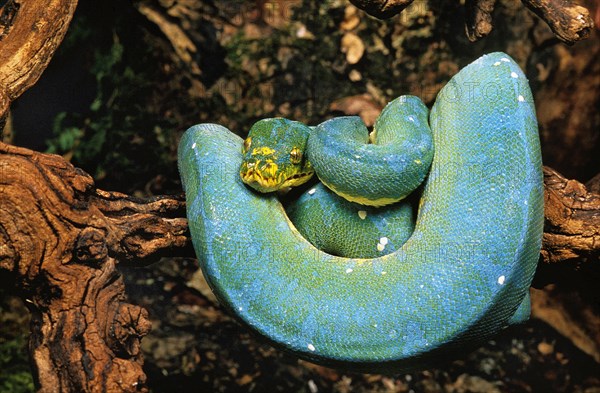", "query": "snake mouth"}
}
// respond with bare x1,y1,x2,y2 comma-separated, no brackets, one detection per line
240,164,314,193
279,171,314,189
